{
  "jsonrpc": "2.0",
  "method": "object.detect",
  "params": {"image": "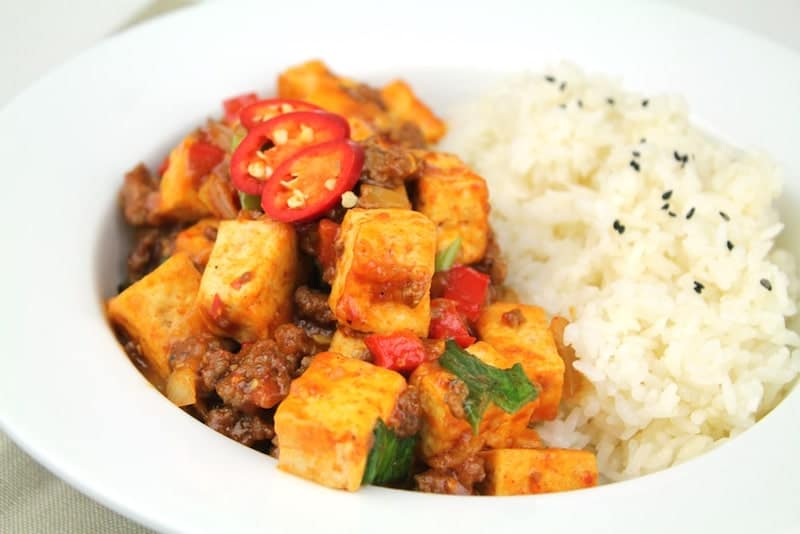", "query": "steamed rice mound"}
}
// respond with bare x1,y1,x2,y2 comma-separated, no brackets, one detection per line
442,63,800,481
